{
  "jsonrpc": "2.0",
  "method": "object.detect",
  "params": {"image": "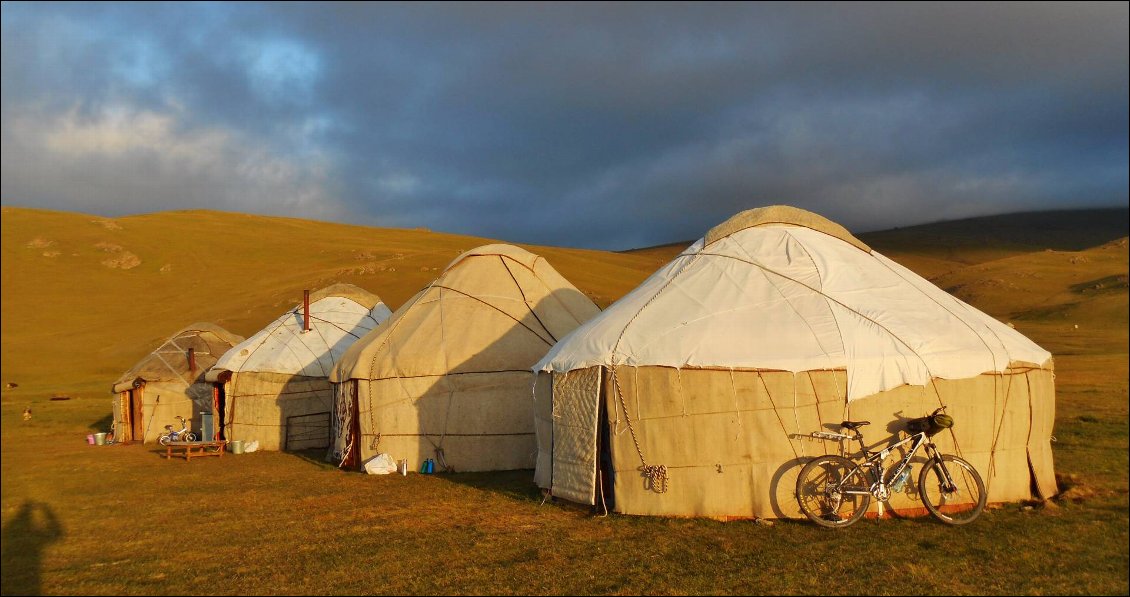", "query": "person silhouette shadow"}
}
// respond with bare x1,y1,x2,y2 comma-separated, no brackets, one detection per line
1,500,64,596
